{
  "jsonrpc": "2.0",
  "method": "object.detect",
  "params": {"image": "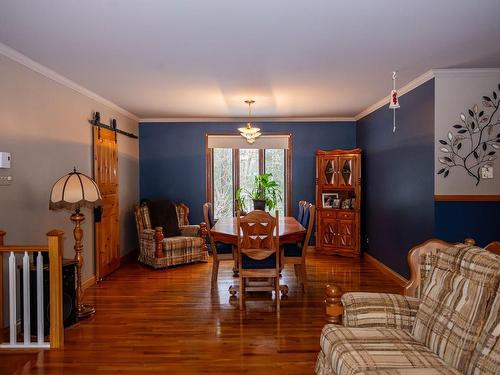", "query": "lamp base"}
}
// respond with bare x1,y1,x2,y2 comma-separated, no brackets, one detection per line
77,304,96,319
